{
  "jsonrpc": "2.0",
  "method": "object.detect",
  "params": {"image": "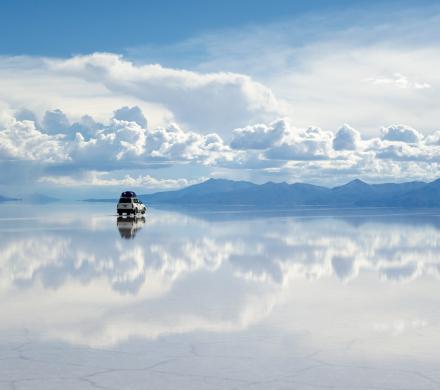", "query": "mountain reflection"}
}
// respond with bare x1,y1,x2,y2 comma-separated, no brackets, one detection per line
1,205,440,347
117,215,145,239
